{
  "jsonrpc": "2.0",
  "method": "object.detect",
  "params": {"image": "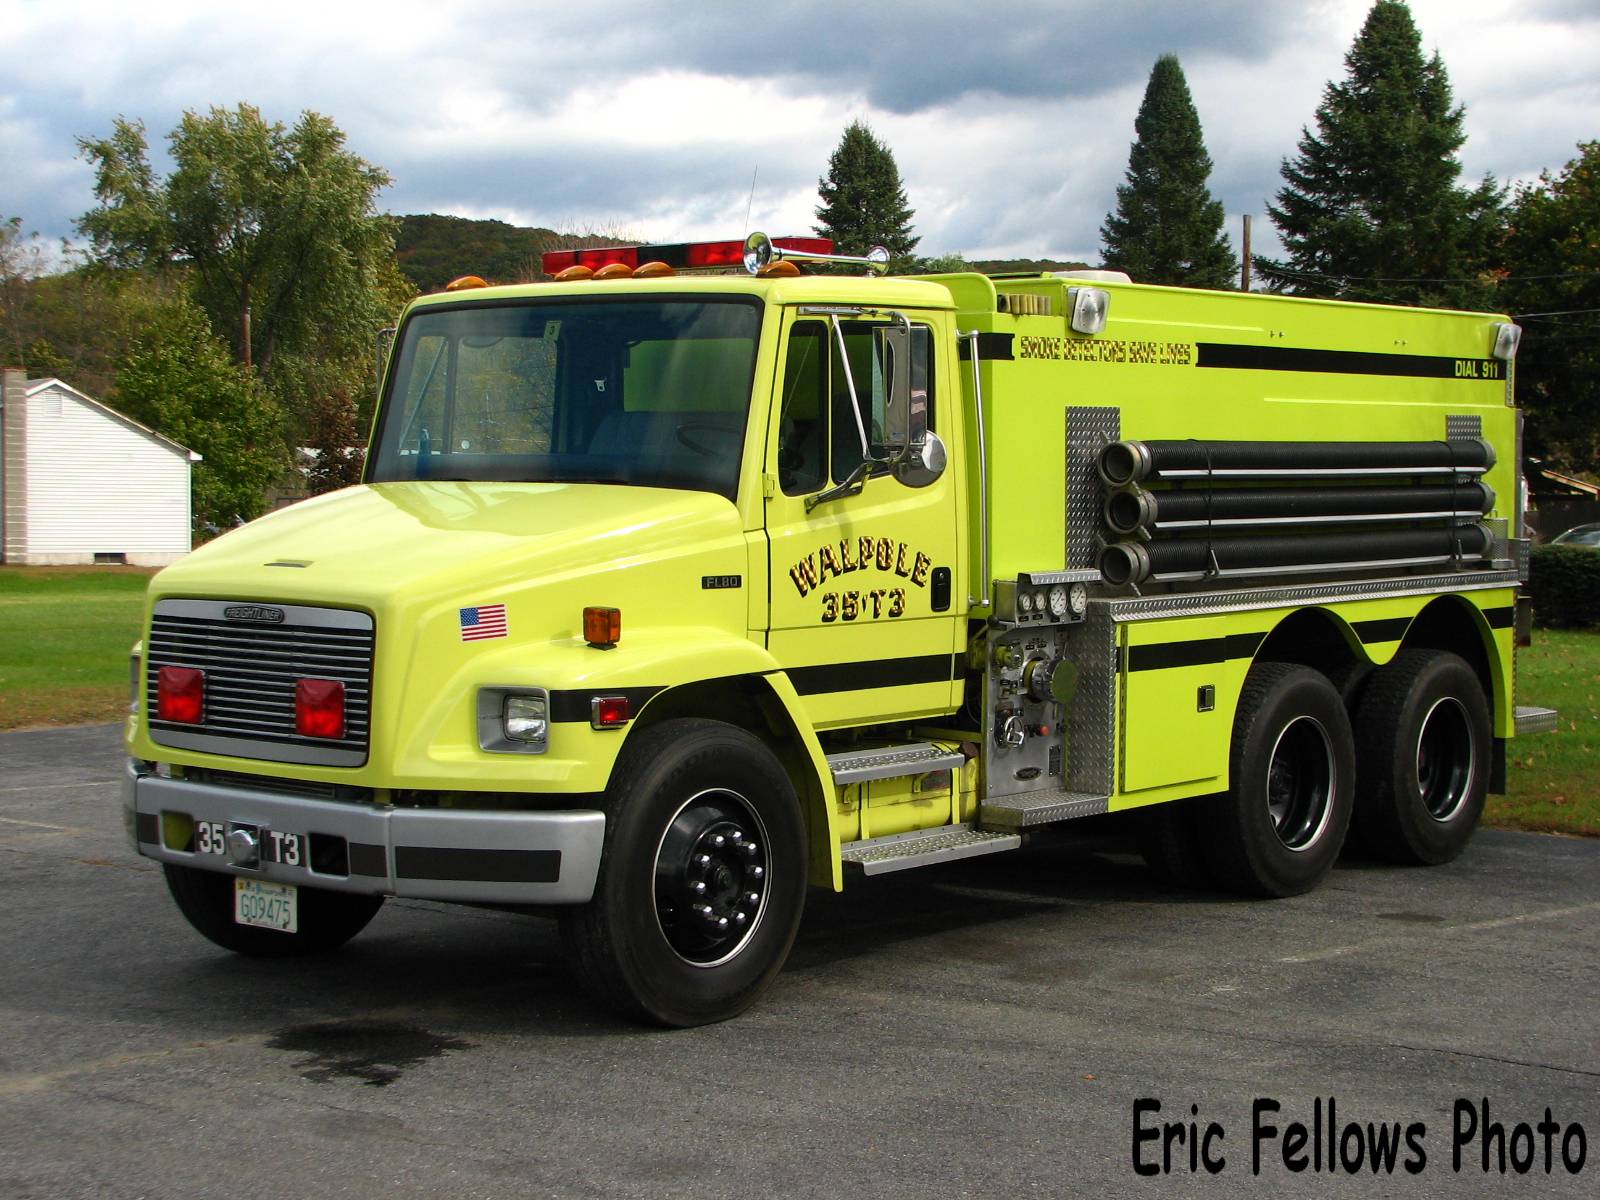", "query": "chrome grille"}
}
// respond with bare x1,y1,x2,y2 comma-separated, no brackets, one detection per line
146,599,374,767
